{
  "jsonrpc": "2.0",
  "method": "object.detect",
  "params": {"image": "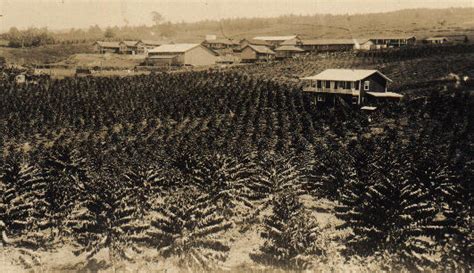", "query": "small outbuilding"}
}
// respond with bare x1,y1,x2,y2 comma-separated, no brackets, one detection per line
202,38,240,50
274,45,305,59
252,35,299,48
240,45,276,63
93,41,121,54
119,41,140,55
147,43,217,66
299,39,356,52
